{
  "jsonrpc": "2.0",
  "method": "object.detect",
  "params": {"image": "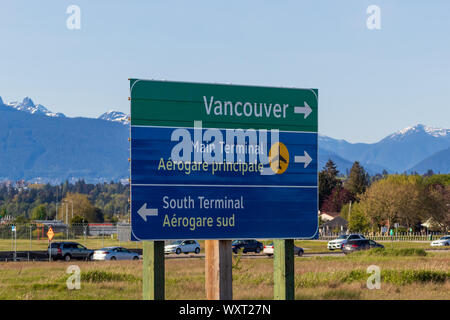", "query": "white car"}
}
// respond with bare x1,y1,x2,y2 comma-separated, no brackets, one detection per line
430,236,450,247
327,234,366,250
93,246,140,260
263,243,304,257
164,240,201,255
